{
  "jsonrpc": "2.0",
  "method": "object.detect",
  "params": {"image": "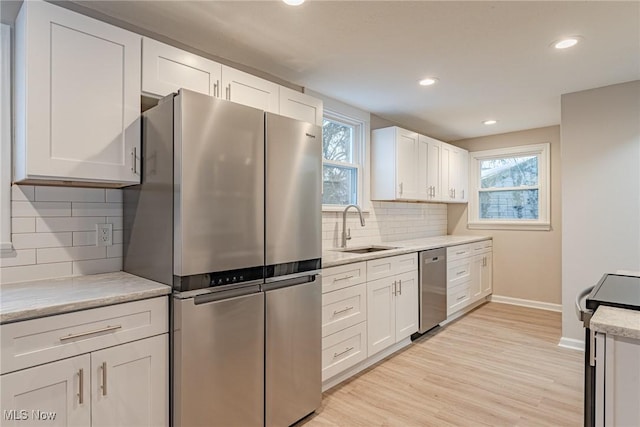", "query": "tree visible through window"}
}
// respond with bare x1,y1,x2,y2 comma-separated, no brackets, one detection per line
322,116,361,206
